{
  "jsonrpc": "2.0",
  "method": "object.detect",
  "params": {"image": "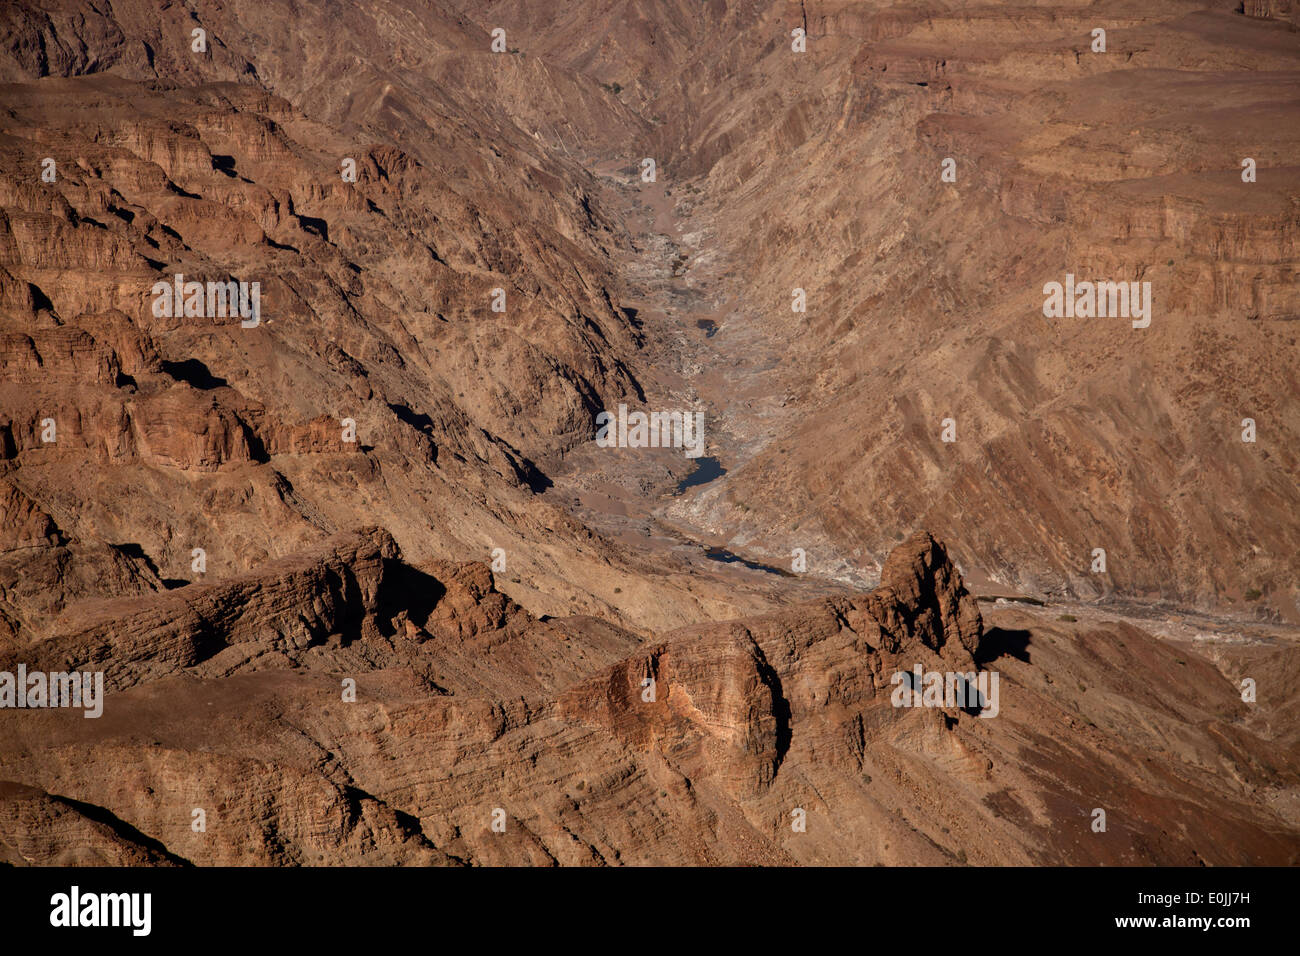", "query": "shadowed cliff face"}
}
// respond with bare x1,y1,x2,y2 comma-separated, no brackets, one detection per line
0,1,1298,866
